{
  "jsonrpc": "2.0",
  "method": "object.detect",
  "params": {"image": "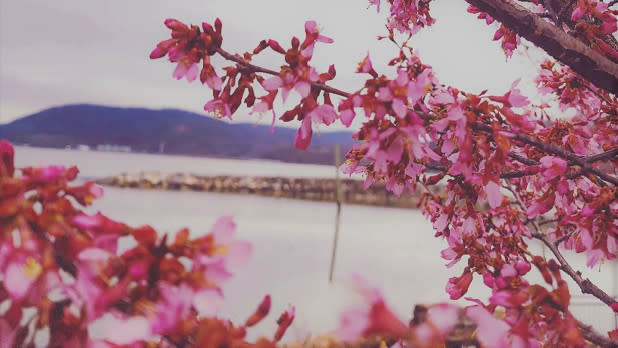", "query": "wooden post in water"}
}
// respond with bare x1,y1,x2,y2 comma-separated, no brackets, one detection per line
329,144,343,283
